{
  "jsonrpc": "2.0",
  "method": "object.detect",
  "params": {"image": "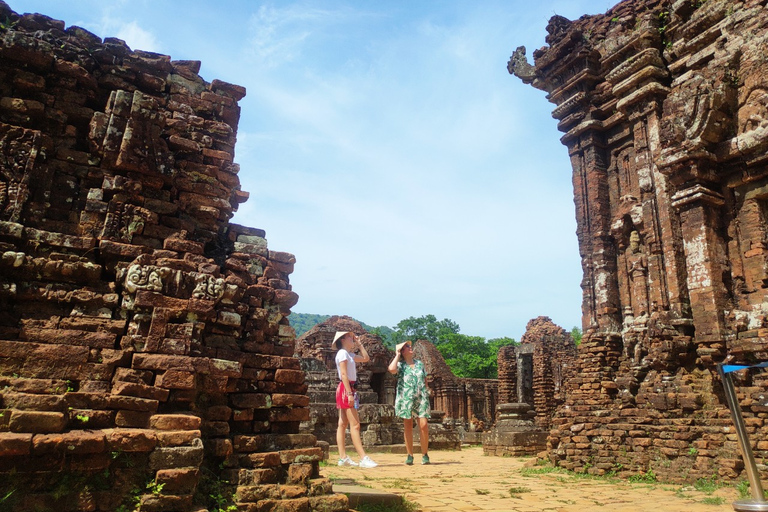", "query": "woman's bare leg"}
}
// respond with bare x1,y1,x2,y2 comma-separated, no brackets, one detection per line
344,407,367,458
403,418,414,456
418,417,429,455
336,410,349,458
